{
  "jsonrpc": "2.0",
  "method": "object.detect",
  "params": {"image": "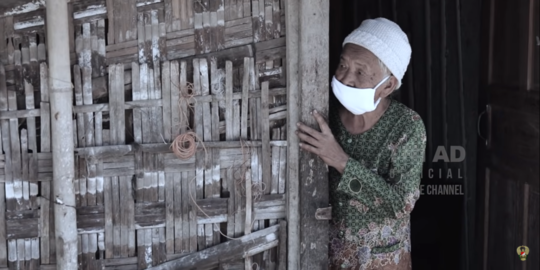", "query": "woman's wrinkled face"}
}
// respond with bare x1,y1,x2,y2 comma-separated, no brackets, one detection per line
334,44,396,100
